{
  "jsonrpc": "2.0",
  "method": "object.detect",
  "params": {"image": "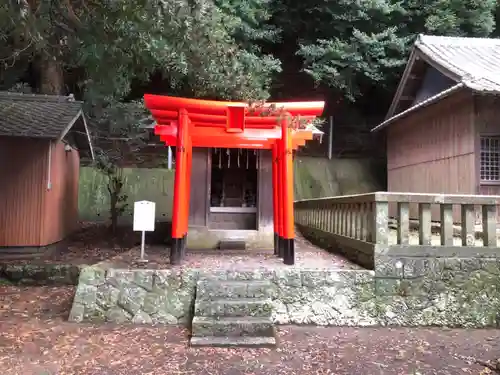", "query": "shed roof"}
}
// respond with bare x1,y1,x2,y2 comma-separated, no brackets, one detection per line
0,91,83,138
373,34,500,132
0,91,94,159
